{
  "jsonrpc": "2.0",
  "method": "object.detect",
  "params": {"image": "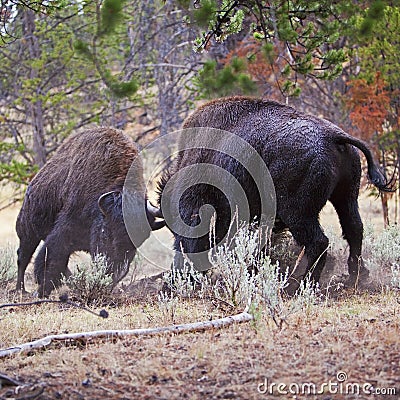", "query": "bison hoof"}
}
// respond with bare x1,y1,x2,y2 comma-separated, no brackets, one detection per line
345,266,370,288
10,288,30,297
